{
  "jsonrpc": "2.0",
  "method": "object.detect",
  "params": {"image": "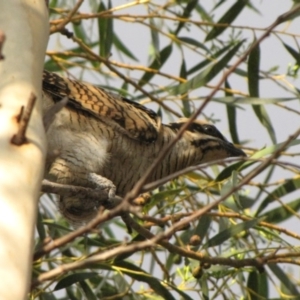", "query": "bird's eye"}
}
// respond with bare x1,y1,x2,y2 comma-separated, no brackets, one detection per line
202,124,225,140
203,125,215,135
